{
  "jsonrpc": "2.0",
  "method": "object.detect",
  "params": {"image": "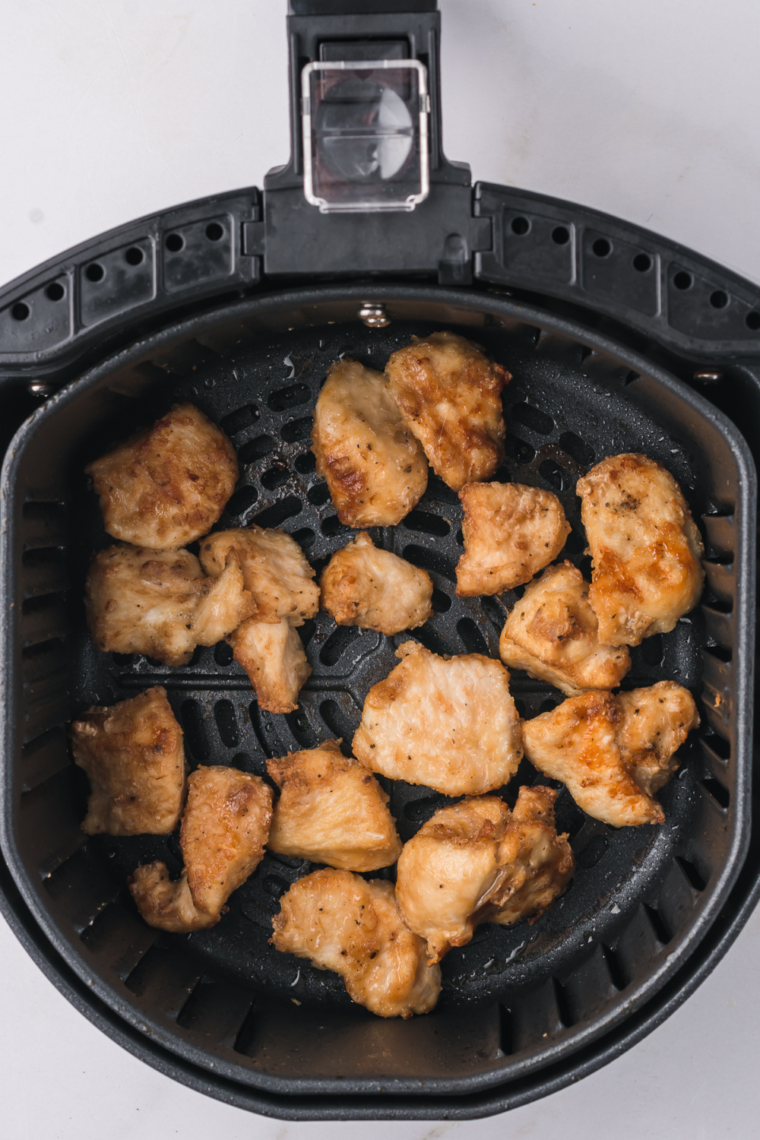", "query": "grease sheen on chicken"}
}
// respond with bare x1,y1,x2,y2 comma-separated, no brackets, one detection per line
352,641,523,796
522,682,699,827
267,740,402,871
271,868,441,1018
385,332,509,491
130,766,272,932
70,686,185,836
86,403,238,550
577,453,704,646
200,526,319,626
456,482,571,596
499,562,631,695
311,358,428,527
397,789,573,962
86,544,257,666
320,533,434,634
229,617,311,713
